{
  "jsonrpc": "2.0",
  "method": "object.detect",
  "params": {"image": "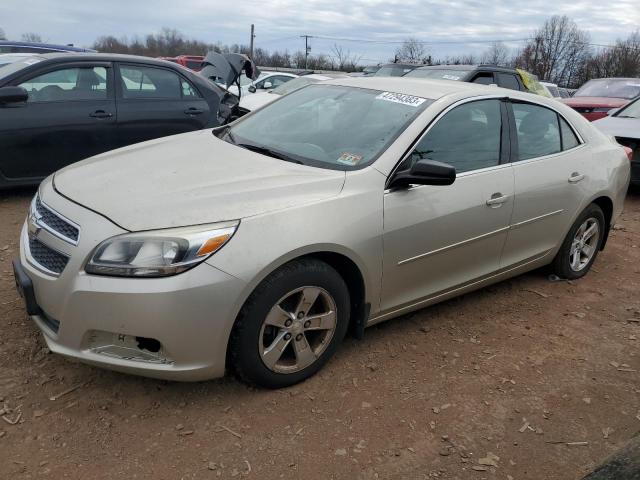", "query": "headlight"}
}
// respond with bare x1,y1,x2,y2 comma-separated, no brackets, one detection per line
85,221,238,277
